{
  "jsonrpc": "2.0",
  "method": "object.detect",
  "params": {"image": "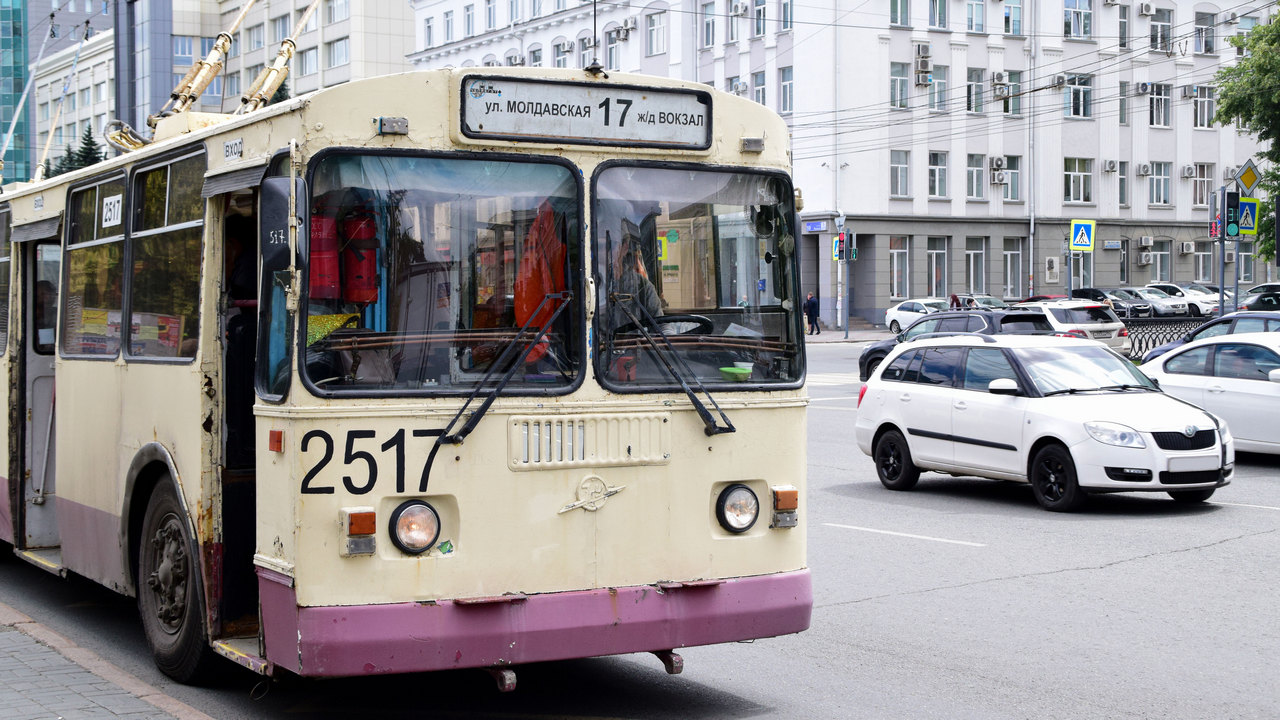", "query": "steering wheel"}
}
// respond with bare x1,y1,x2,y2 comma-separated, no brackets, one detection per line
615,314,714,335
